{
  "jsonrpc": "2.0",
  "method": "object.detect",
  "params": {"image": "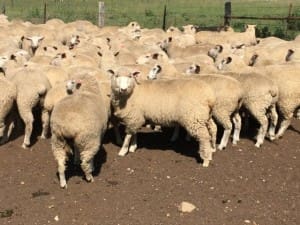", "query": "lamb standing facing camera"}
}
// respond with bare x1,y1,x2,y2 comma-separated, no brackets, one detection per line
109,69,216,167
